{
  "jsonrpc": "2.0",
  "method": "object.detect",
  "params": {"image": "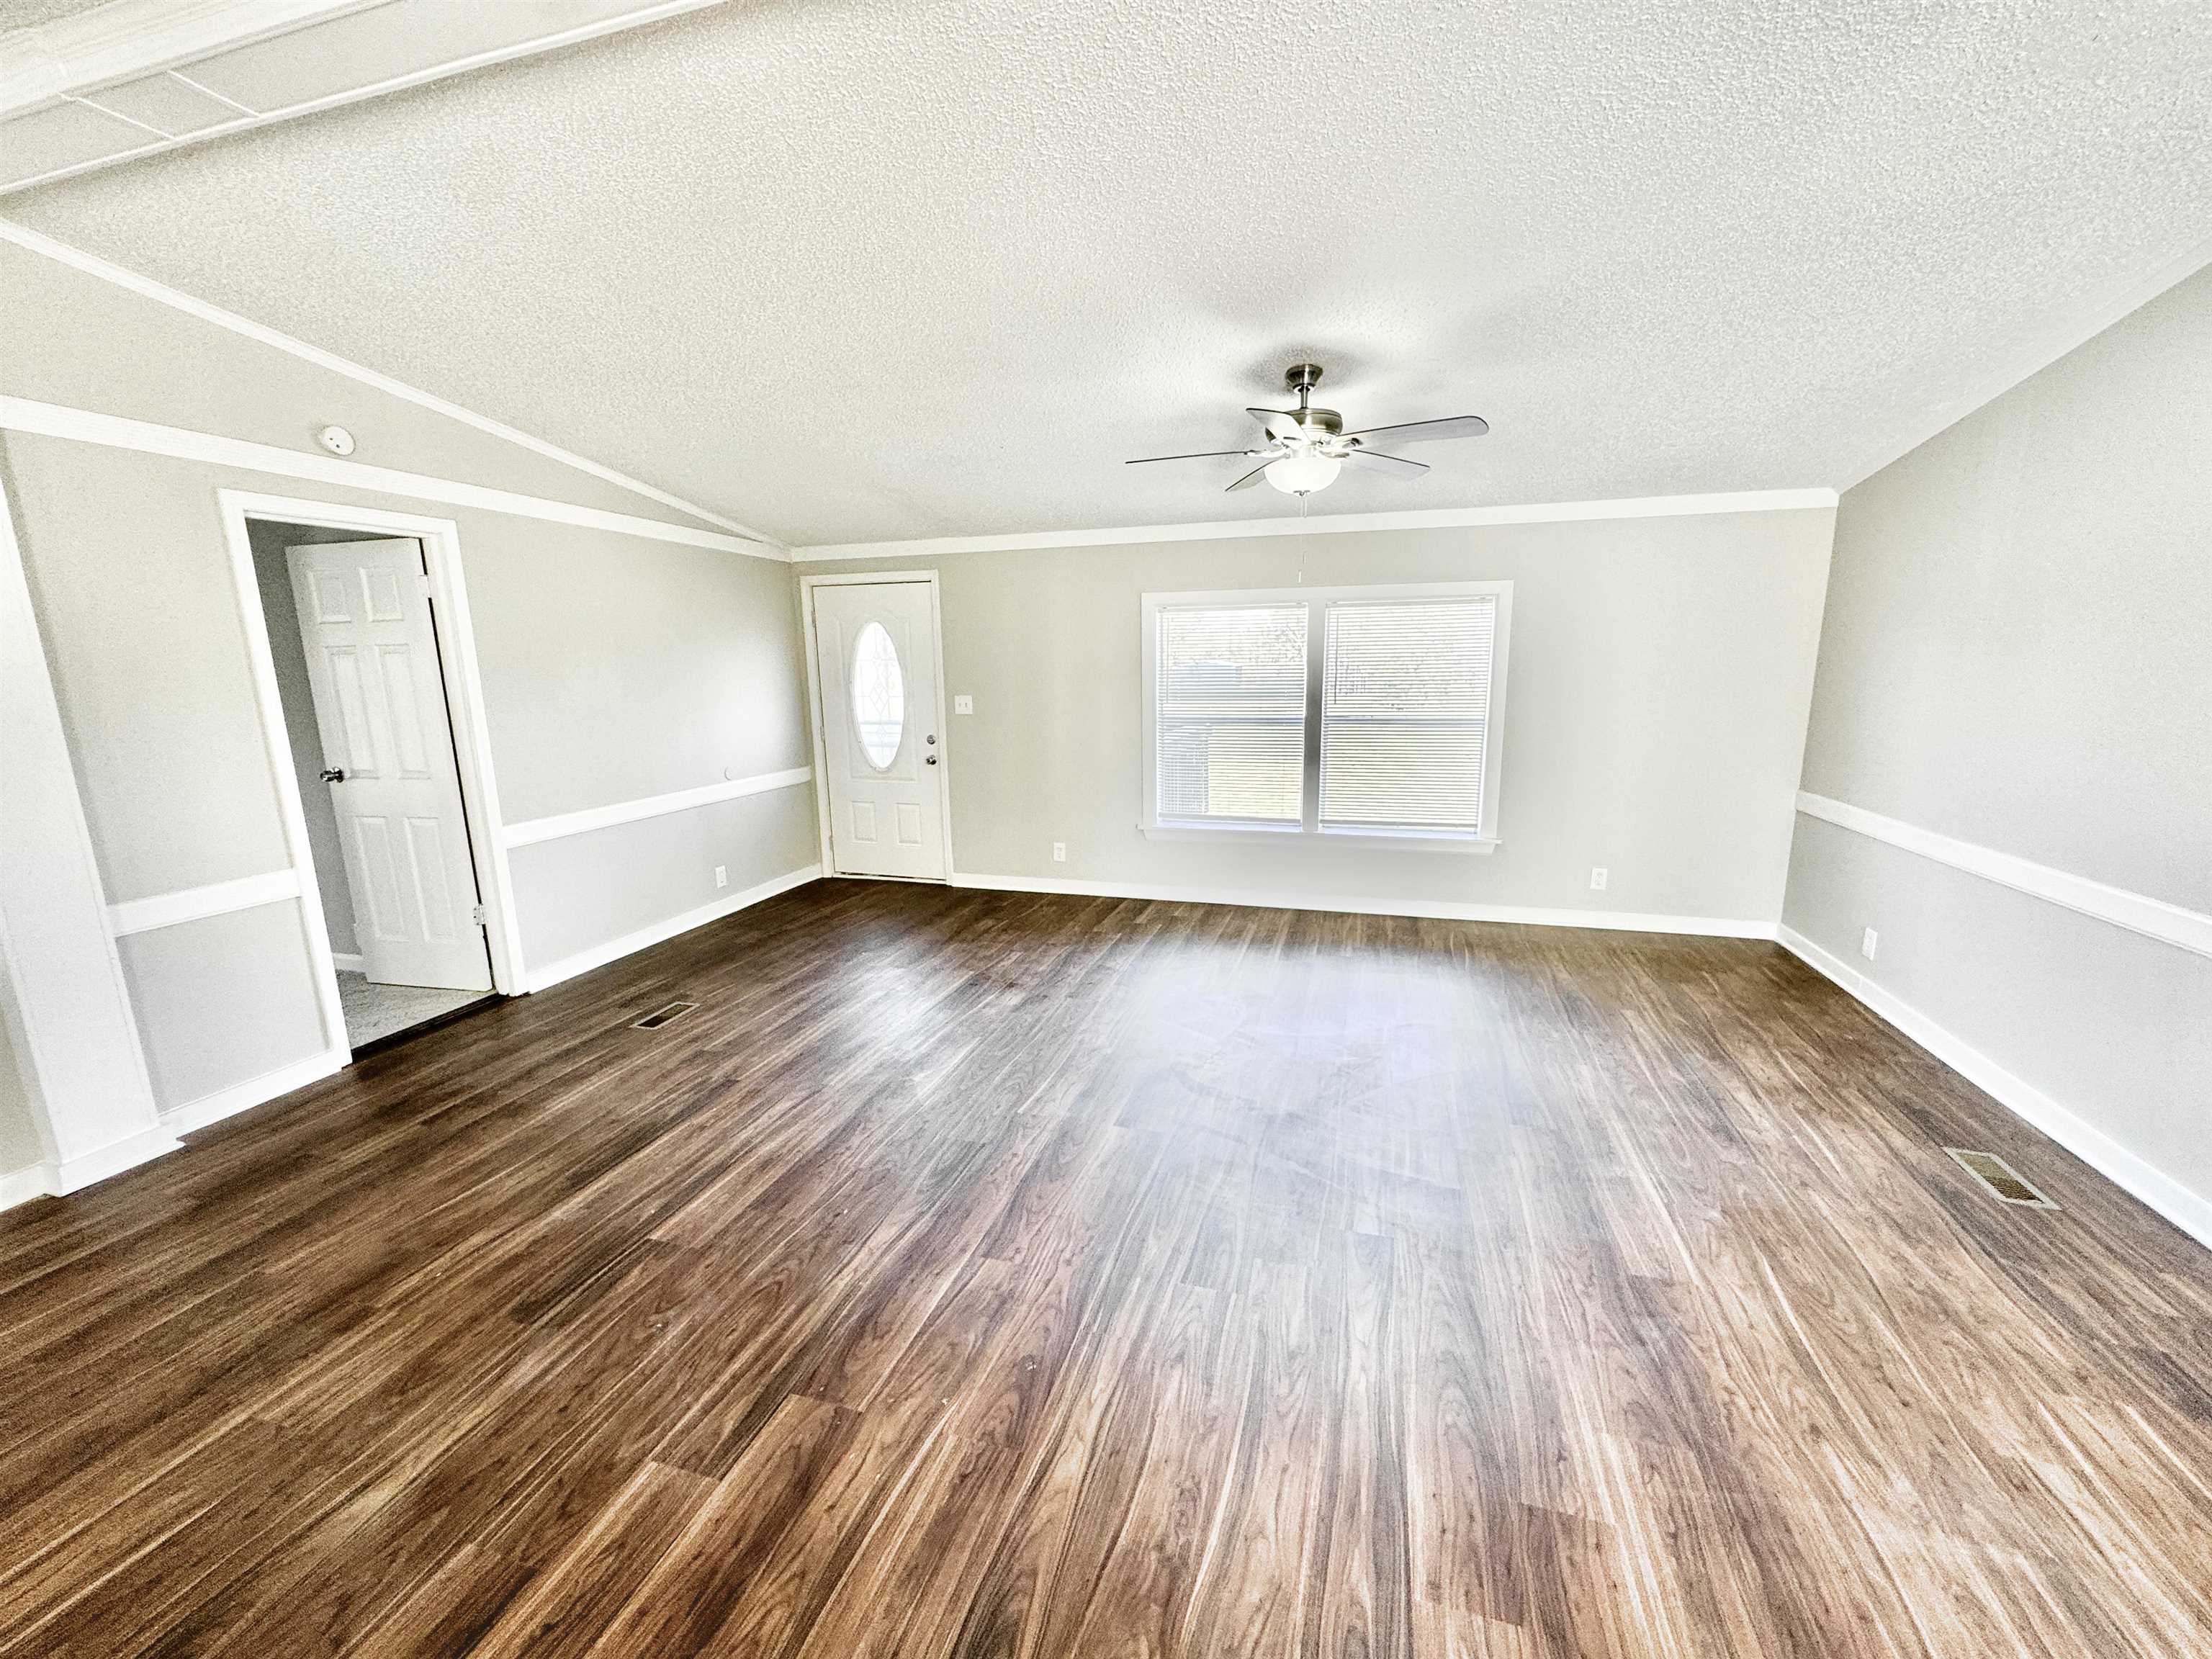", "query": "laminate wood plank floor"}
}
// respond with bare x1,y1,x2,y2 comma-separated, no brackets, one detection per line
4,881,2208,1658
